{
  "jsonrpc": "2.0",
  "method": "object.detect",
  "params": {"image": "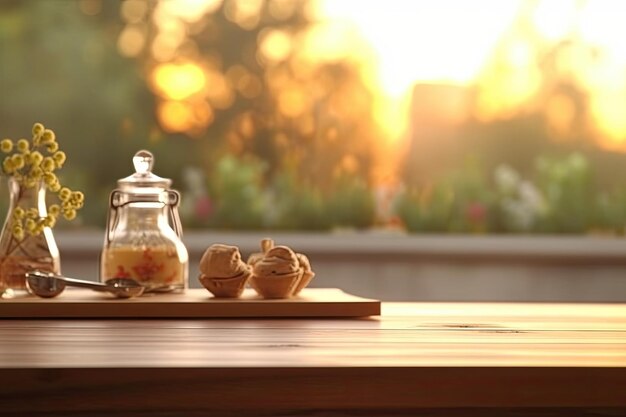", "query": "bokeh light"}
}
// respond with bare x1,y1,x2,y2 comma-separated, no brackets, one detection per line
152,62,207,101
112,0,626,177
